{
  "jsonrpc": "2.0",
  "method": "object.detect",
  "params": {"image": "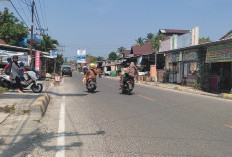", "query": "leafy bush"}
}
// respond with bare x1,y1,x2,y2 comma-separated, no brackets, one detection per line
0,87,9,93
